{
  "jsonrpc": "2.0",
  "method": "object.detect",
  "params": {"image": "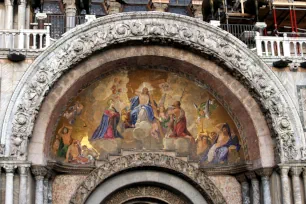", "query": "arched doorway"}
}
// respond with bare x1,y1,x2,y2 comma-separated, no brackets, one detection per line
70,153,225,204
